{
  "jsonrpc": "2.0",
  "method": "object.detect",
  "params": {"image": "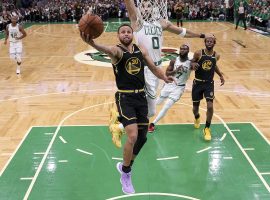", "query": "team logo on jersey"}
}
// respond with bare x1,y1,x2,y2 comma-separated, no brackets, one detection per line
74,48,193,68
125,57,141,75
202,60,213,71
